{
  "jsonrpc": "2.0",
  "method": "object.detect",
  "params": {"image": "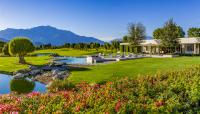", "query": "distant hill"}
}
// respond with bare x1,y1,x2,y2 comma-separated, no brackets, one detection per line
0,26,104,46
0,38,8,42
